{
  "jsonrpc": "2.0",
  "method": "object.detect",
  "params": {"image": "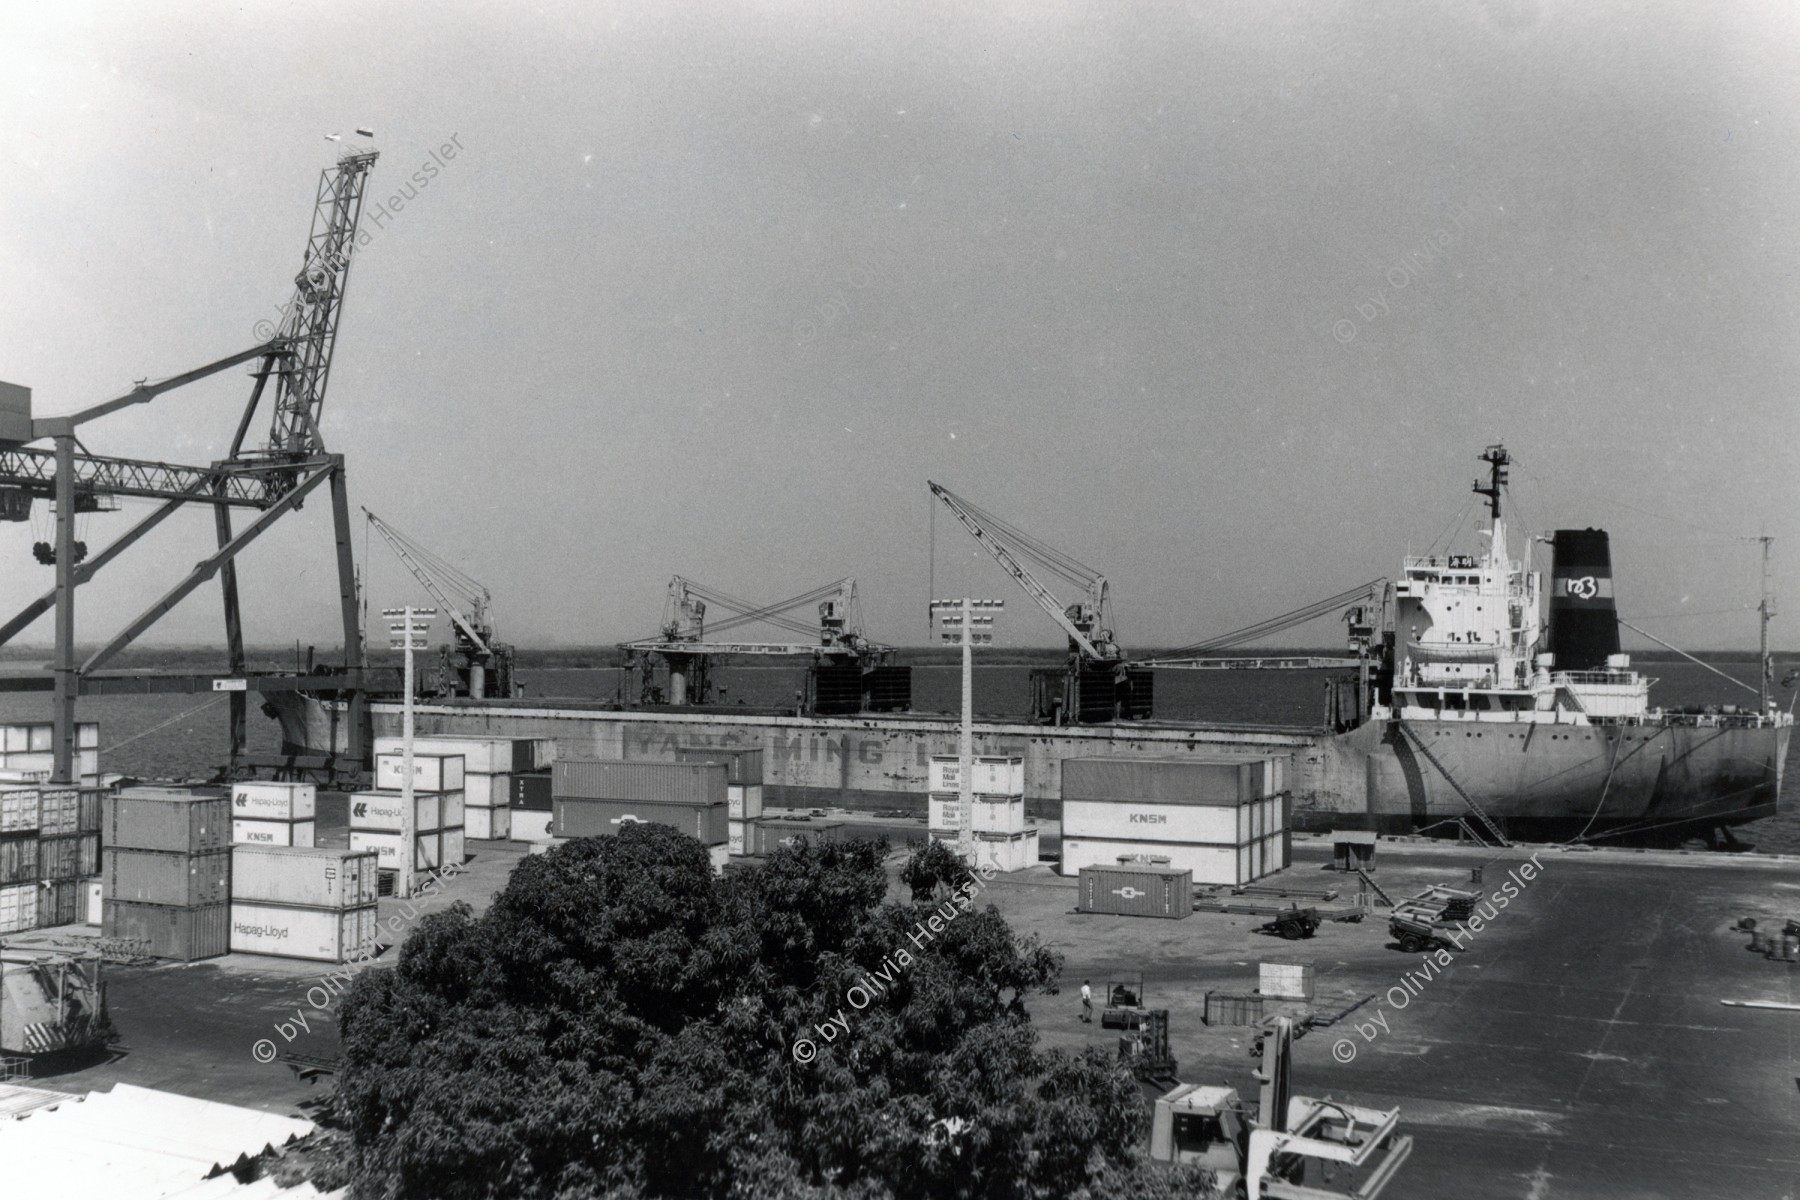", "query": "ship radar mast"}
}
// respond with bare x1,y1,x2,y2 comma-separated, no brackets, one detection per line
1472,444,1512,570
